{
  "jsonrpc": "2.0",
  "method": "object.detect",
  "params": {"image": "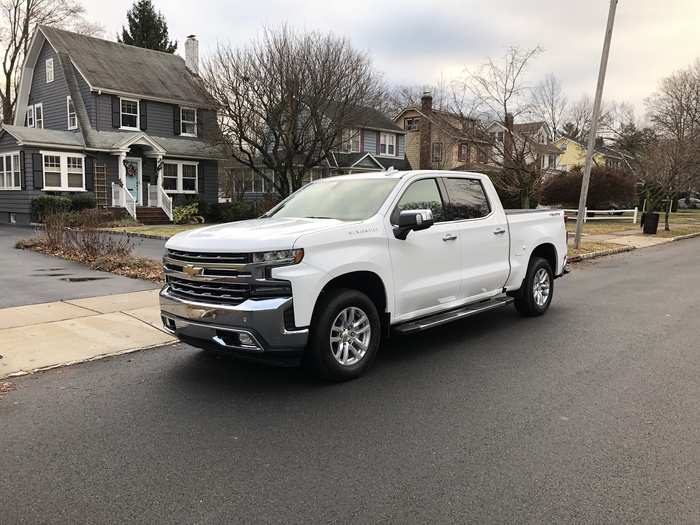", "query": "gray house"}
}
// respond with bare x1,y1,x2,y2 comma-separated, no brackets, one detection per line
0,25,224,225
